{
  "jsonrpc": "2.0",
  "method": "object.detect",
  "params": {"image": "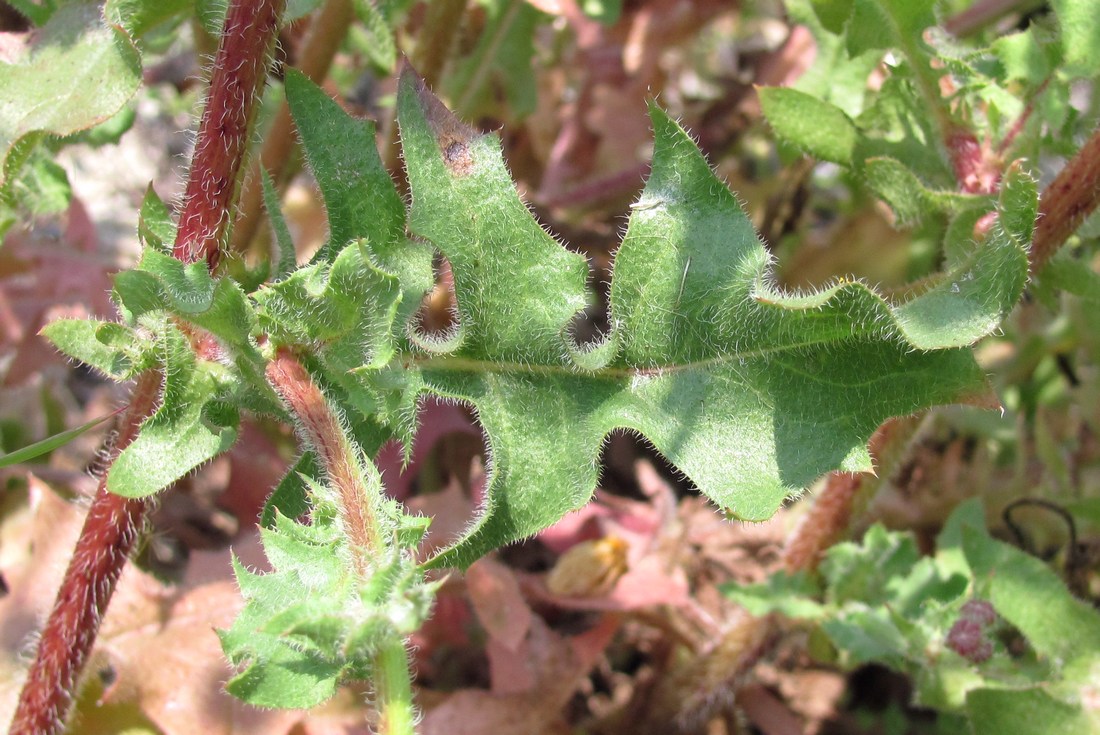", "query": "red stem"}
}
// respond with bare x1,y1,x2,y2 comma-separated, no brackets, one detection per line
9,371,161,735
174,0,287,269
265,349,380,573
11,2,286,731
1031,126,1100,275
